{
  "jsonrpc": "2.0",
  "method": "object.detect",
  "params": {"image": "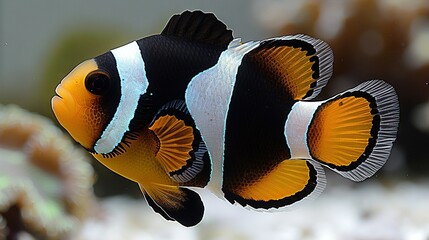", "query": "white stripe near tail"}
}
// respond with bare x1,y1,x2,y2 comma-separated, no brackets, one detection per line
286,80,399,181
